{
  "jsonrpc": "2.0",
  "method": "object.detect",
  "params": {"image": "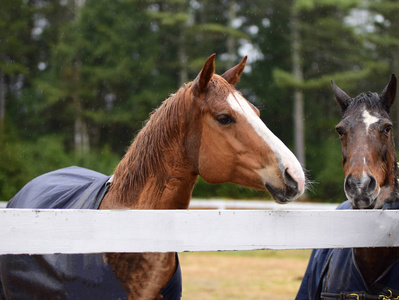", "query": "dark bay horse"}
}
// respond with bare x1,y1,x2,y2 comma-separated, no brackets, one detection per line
0,54,305,300
296,75,399,300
